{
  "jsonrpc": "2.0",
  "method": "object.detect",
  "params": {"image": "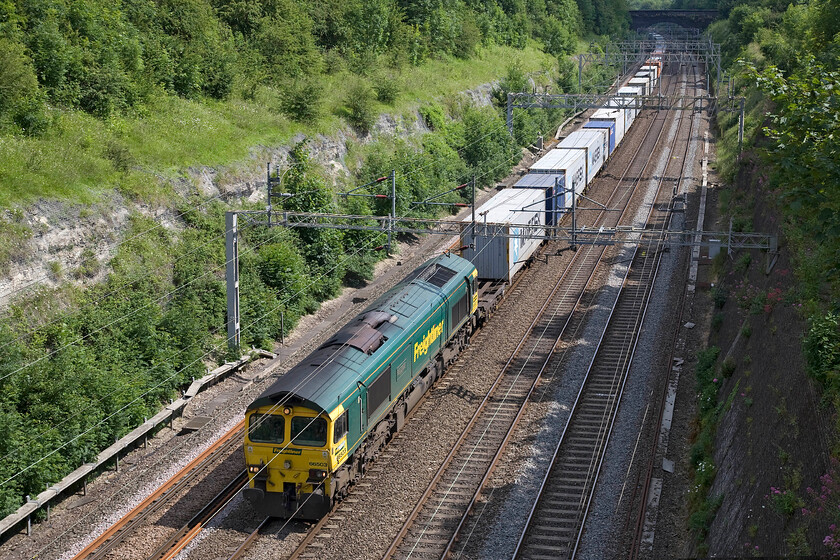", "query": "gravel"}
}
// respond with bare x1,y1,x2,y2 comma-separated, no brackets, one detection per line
427,63,709,560
579,65,707,559
0,64,709,560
